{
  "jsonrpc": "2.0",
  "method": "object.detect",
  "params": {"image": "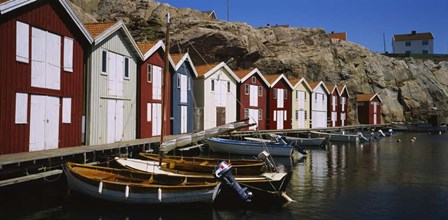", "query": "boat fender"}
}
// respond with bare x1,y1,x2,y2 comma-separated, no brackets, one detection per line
98,181,103,194
158,187,162,202
214,161,252,202
125,185,130,199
